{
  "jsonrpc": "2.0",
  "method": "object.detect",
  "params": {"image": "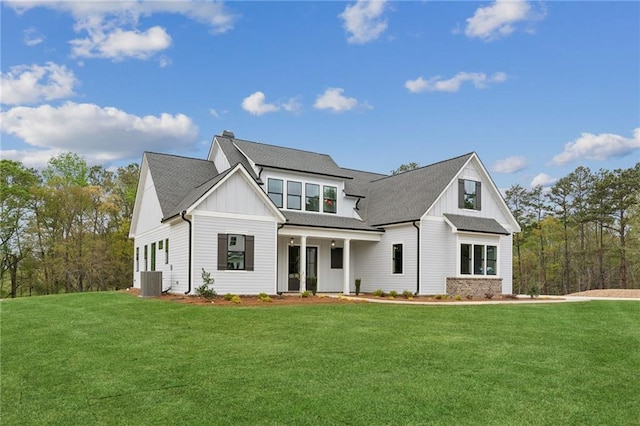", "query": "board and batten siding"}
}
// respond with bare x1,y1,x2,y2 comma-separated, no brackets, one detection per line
353,224,417,294
420,218,456,295
192,214,277,294
194,172,273,217
133,167,164,236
